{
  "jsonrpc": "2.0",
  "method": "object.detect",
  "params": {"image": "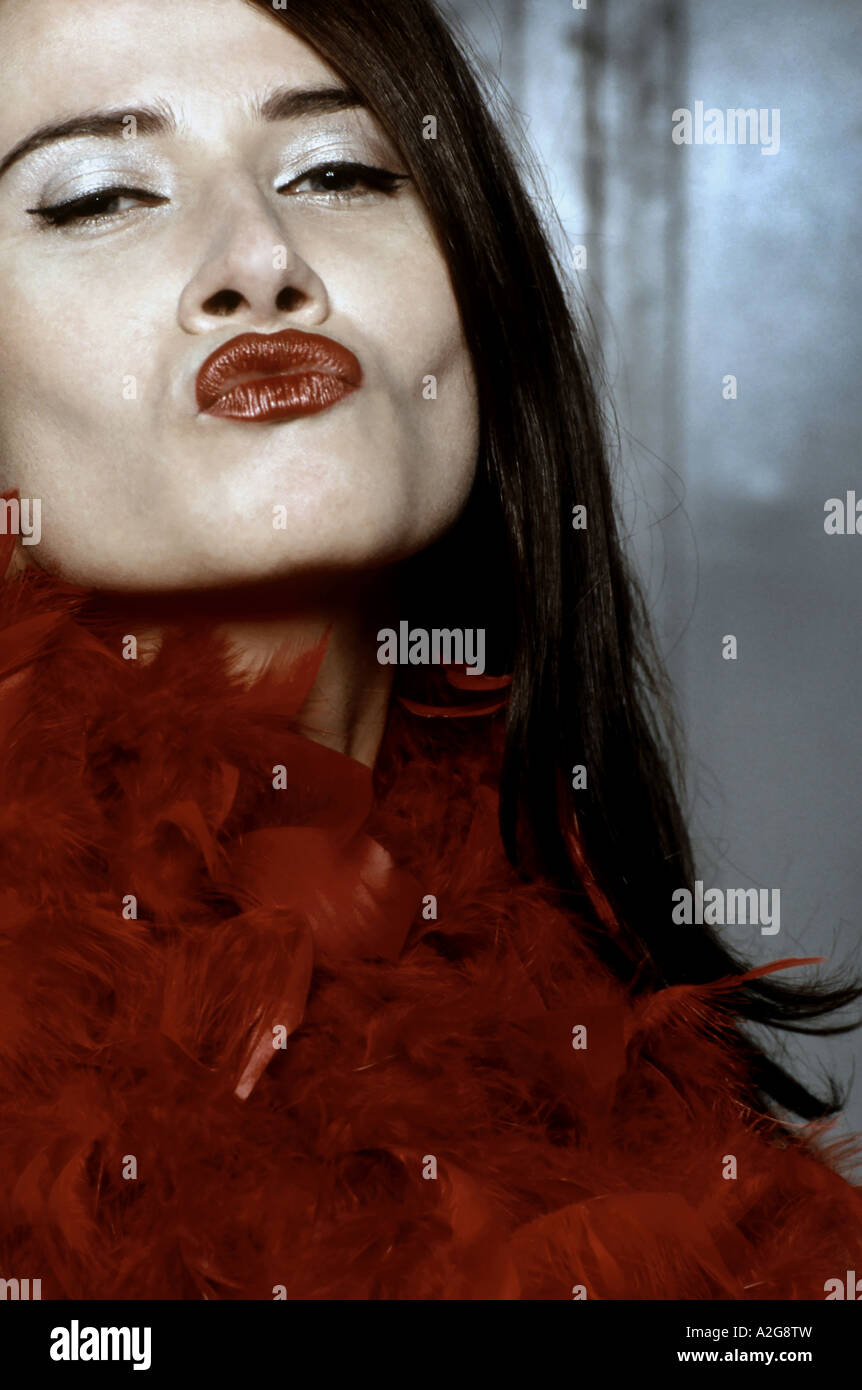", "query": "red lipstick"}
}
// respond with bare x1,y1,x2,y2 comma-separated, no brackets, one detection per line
195,329,362,422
